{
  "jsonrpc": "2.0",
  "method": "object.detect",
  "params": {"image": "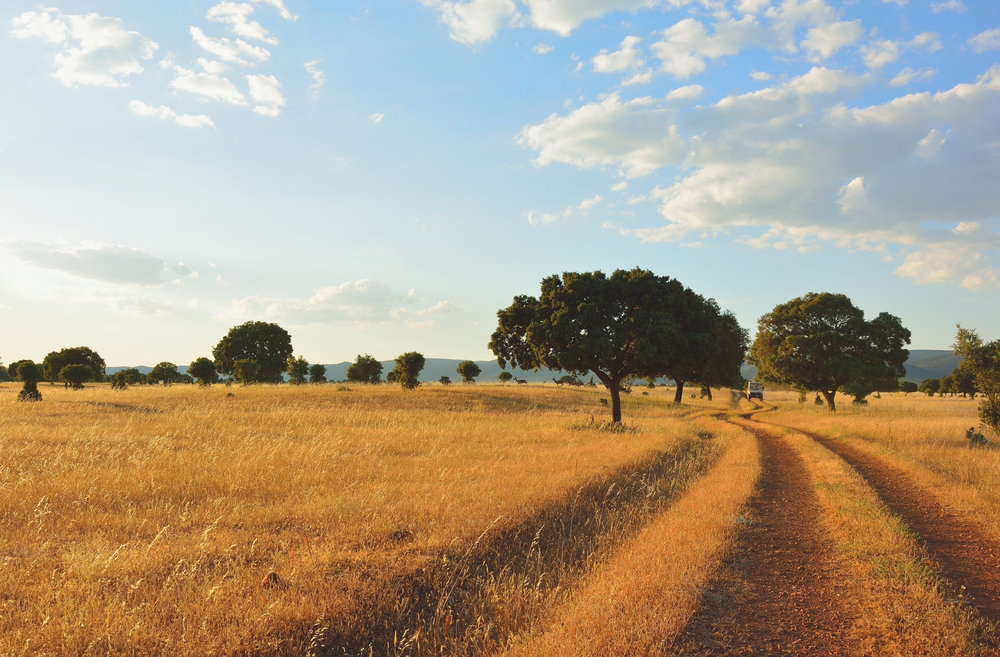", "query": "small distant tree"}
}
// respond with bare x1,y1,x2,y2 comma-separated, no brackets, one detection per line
117,368,144,384
110,372,128,390
498,371,513,383
952,365,978,398
59,364,93,389
898,381,918,395
287,356,309,385
392,352,425,390
188,357,217,386
16,361,43,402
386,370,398,384
309,363,327,383
233,359,260,385
7,360,31,381
0,363,8,383
43,347,106,382
346,354,383,384
439,376,452,385
456,360,481,383
938,374,954,397
149,362,181,385
918,378,939,397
